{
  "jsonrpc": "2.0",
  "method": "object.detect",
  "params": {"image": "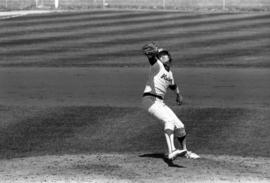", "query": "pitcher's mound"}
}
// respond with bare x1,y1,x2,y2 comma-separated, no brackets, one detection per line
1,153,269,183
